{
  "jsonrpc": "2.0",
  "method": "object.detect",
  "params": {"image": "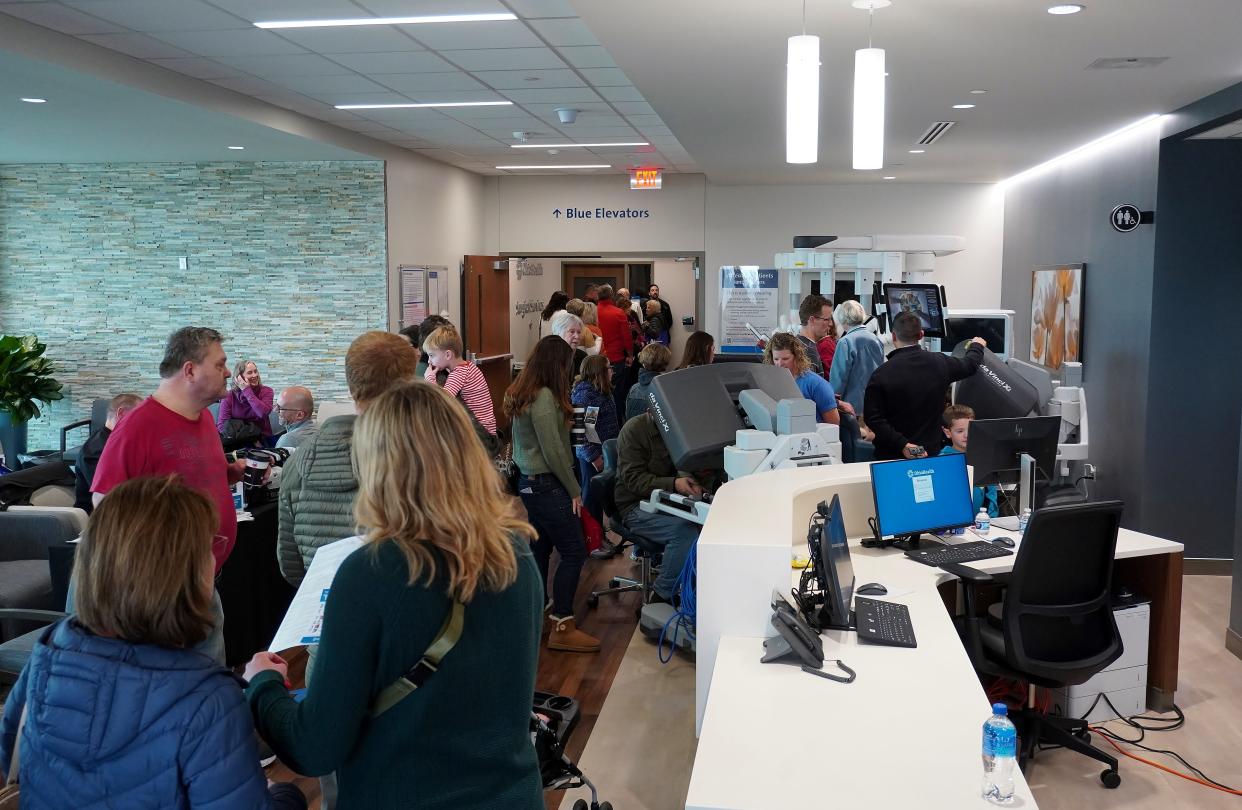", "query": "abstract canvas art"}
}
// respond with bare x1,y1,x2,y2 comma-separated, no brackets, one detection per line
1030,264,1083,370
